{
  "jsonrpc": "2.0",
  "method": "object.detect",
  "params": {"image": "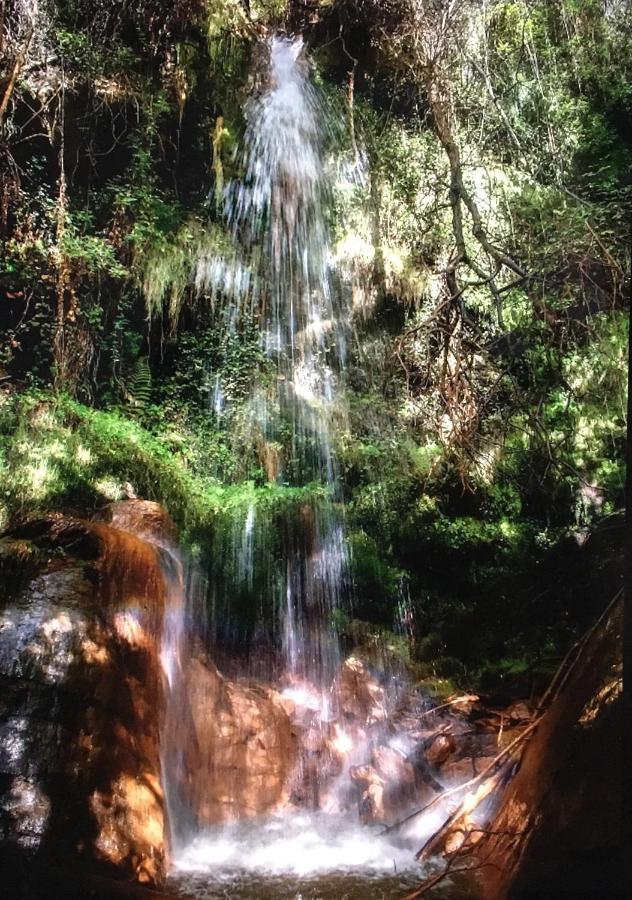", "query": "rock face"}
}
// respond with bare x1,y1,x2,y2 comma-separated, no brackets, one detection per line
1,499,552,894
0,506,170,886
0,500,304,886
179,657,297,824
